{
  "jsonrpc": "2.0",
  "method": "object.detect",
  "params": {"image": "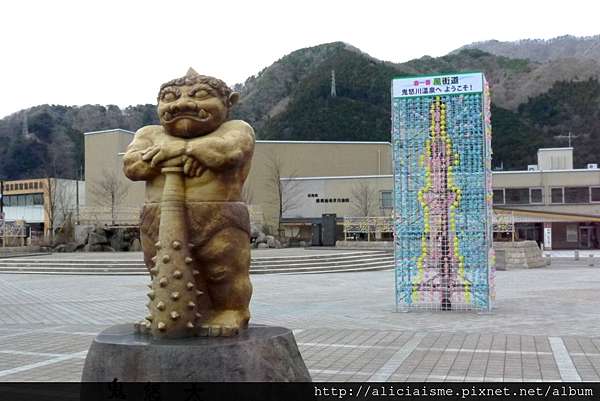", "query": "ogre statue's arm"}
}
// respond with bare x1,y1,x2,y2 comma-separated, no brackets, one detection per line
123,126,161,181
185,122,255,171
